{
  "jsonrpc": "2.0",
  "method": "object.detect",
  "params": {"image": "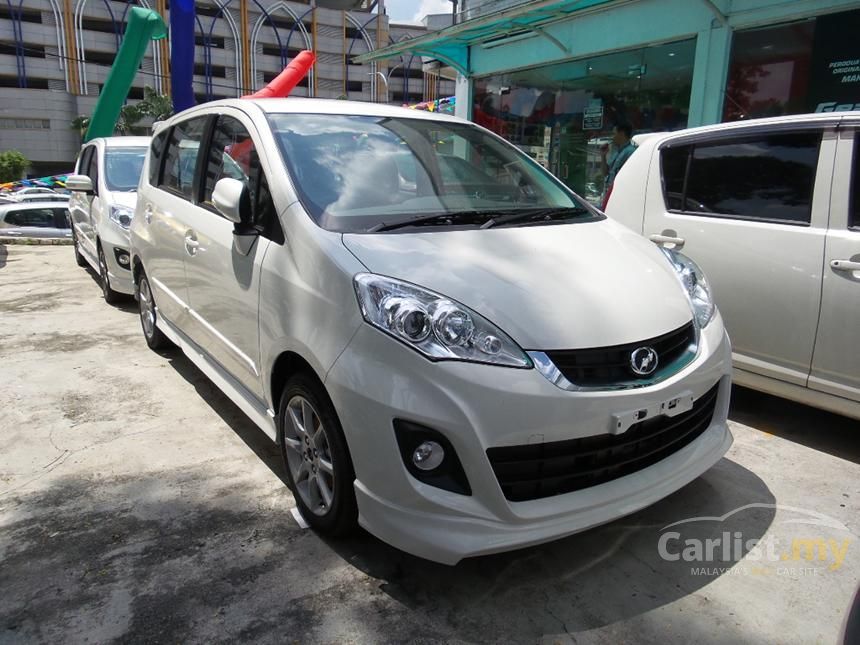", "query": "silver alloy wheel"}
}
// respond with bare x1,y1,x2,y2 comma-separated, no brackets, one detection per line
283,395,335,516
139,277,156,339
